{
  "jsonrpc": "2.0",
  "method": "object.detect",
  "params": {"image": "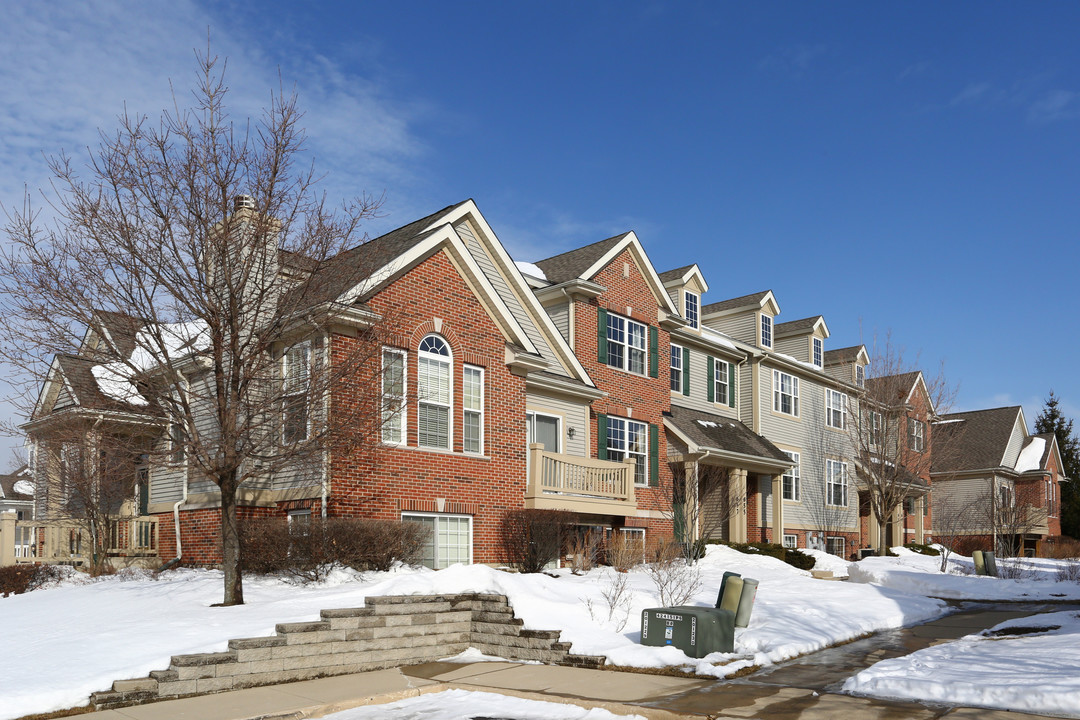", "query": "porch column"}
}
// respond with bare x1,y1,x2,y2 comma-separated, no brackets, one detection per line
771,474,784,544
686,461,699,543
1,511,15,566
868,510,881,551
893,505,904,547
728,468,748,543
915,496,925,544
